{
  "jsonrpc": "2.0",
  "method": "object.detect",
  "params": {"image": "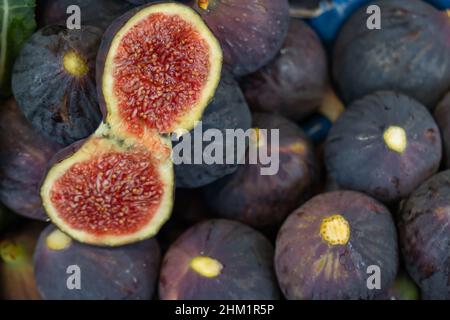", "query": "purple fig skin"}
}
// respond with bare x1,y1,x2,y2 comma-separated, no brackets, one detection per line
37,0,135,31
242,19,328,121
159,219,280,300
0,99,62,221
399,170,450,300
203,113,320,230
275,191,399,300
34,224,161,300
185,0,290,77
